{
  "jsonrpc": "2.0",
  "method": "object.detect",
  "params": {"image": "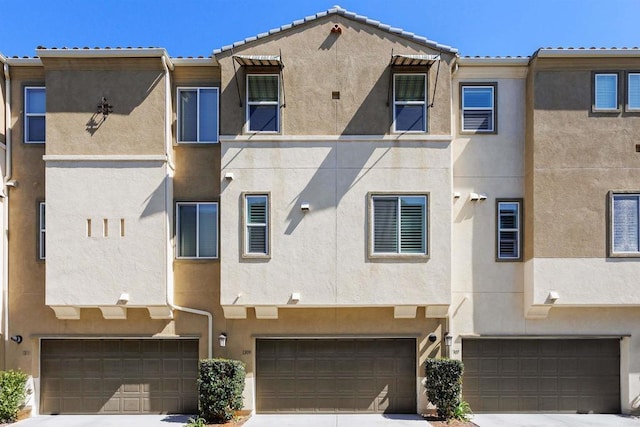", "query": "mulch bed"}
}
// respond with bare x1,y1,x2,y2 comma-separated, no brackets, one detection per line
422,415,478,426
